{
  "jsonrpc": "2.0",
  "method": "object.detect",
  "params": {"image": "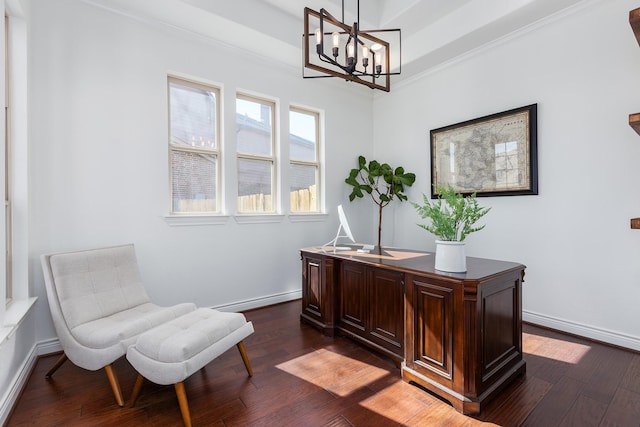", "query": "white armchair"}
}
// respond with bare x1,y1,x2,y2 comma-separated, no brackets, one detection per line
40,244,197,406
